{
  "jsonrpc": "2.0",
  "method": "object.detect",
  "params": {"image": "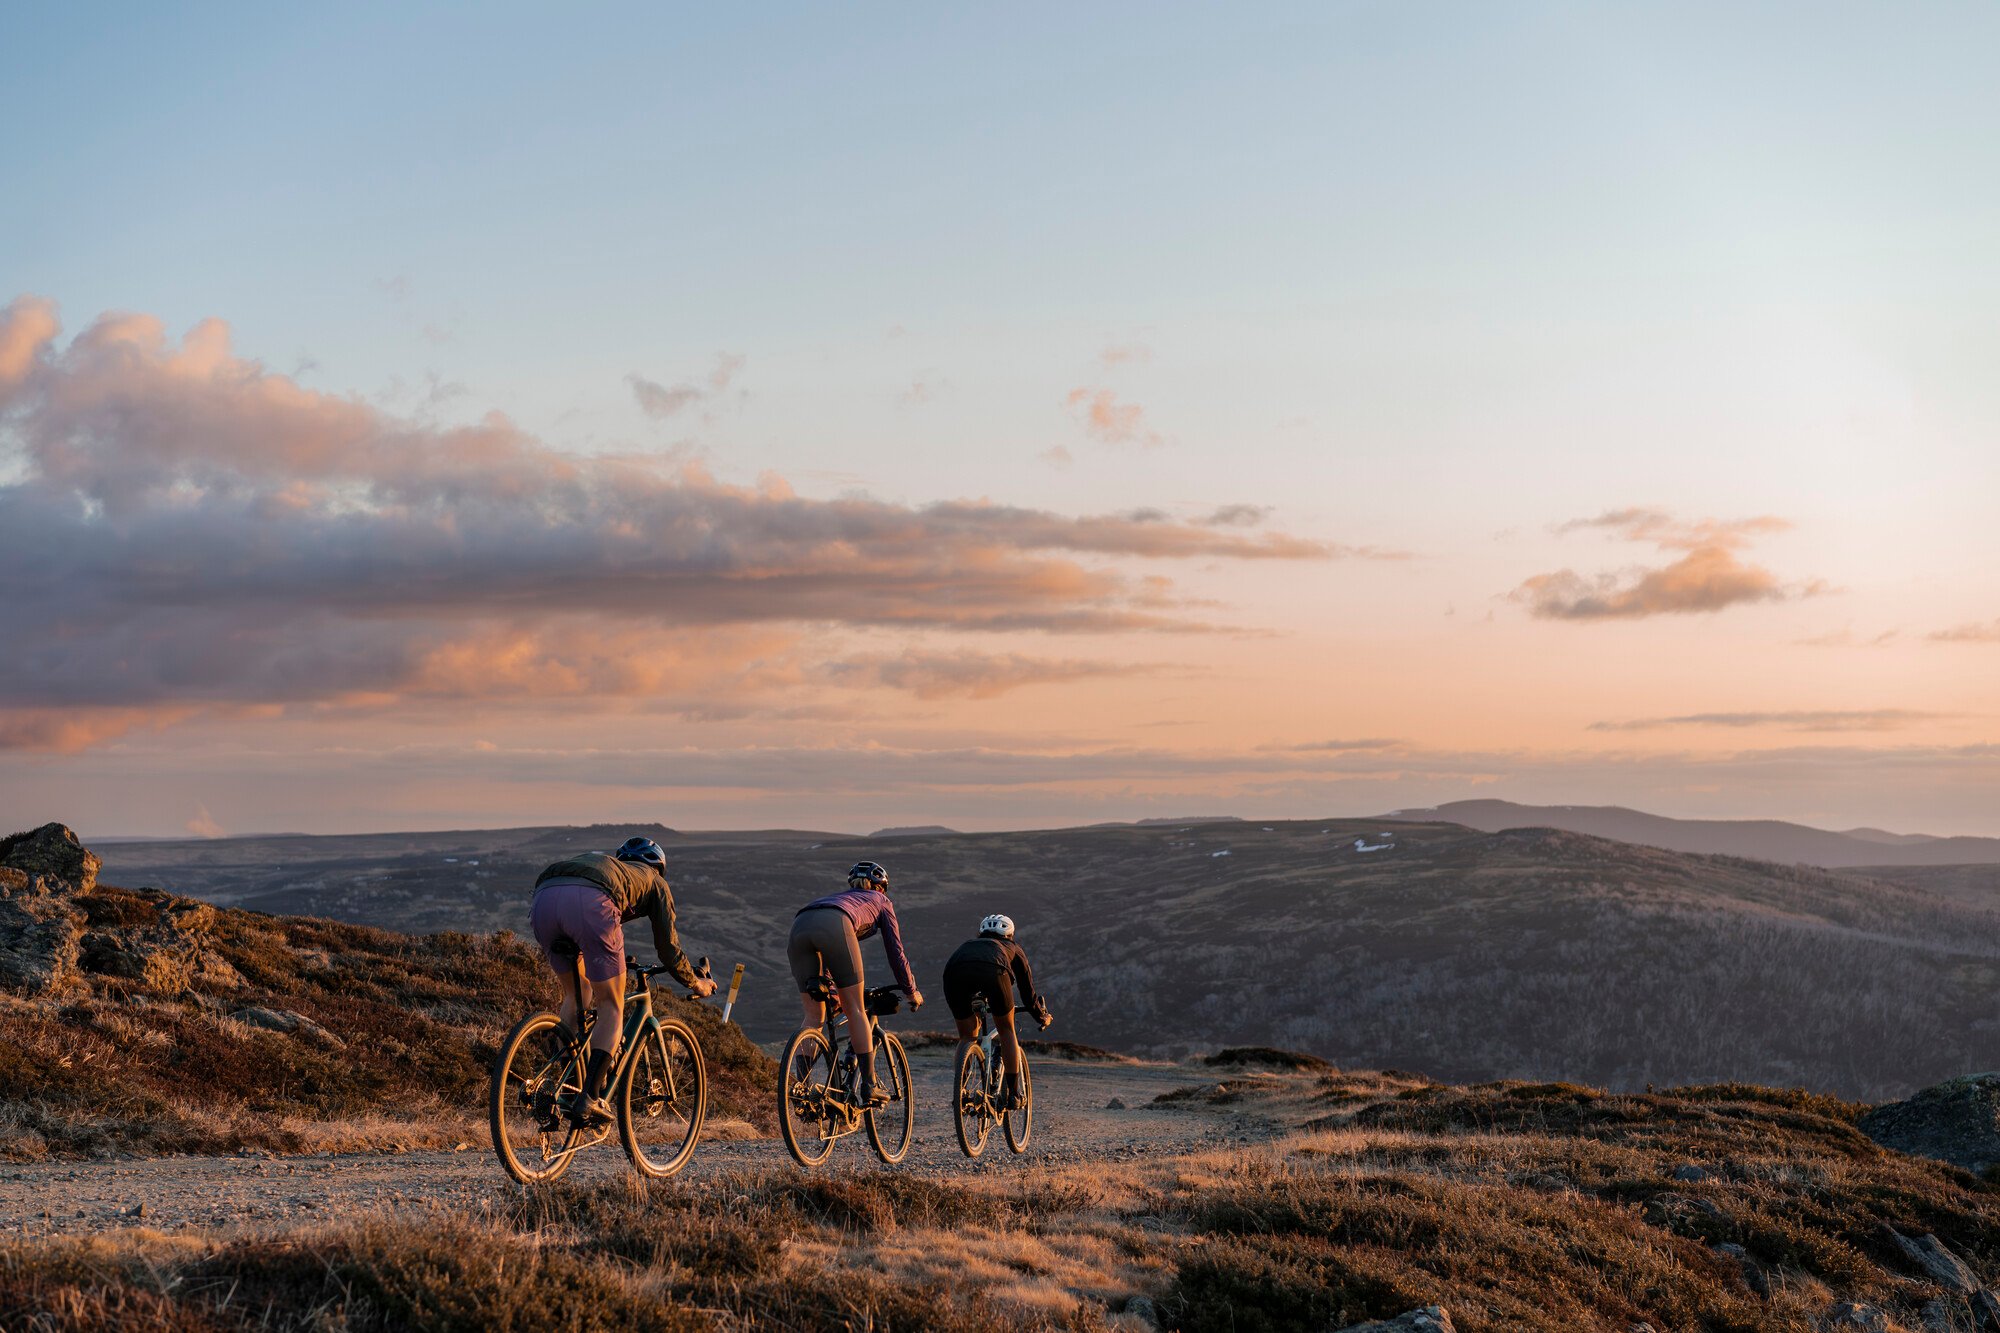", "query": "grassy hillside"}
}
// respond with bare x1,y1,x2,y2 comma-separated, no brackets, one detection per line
103,820,2000,1102
8,1071,2000,1331
0,874,775,1161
